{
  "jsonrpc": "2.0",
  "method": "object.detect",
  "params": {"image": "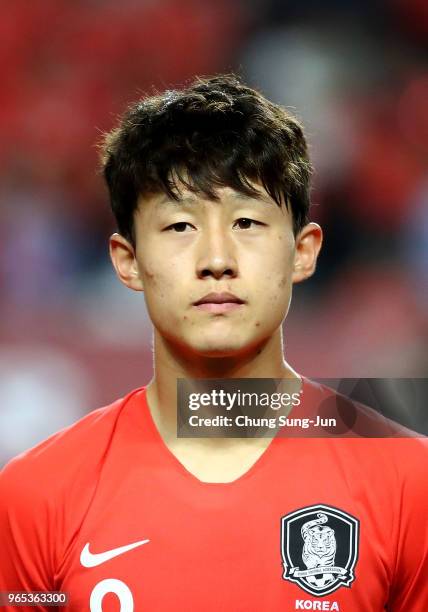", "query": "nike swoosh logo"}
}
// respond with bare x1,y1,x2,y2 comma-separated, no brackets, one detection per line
80,538,150,568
